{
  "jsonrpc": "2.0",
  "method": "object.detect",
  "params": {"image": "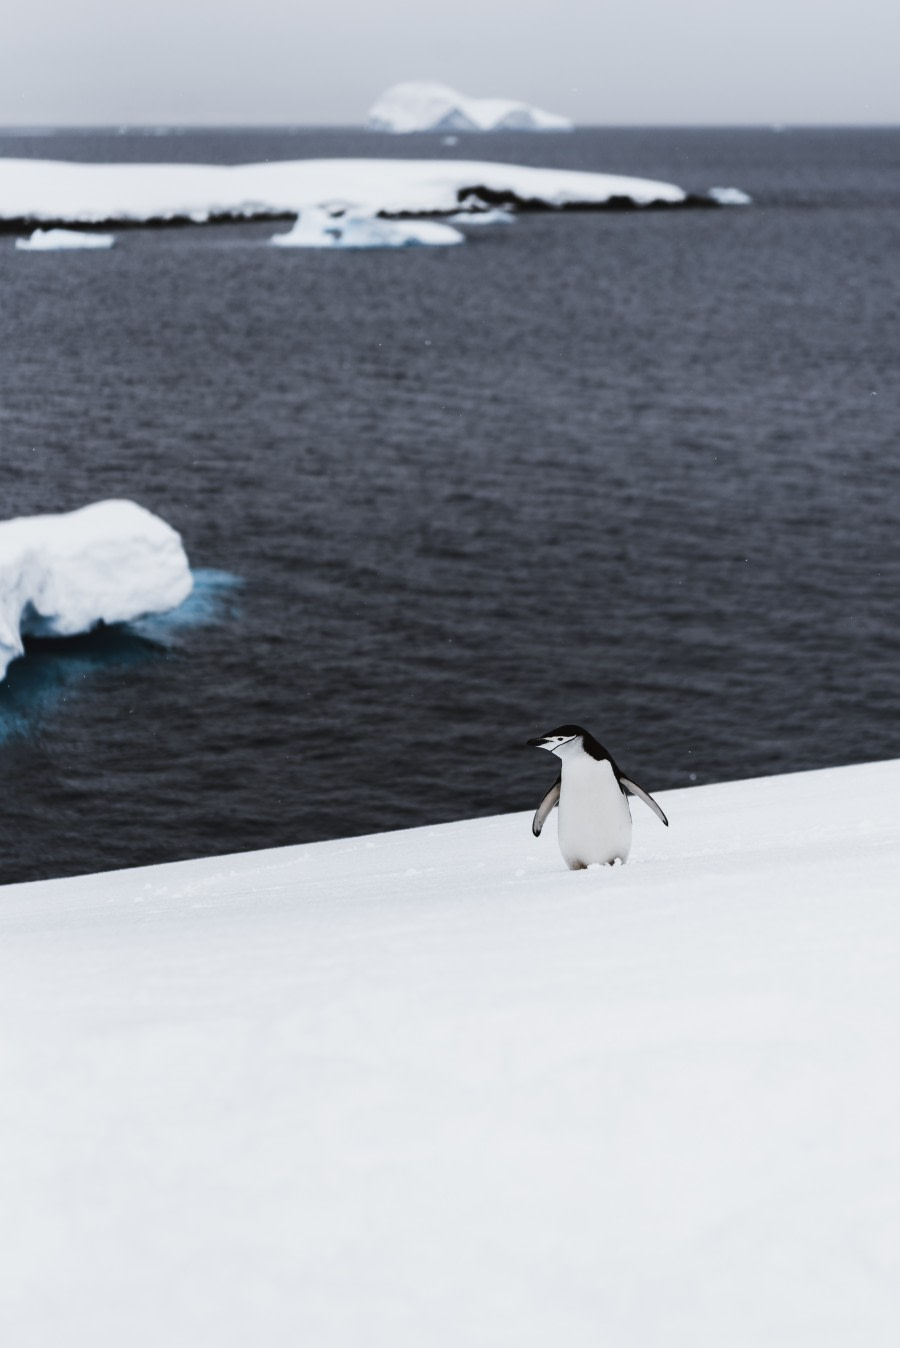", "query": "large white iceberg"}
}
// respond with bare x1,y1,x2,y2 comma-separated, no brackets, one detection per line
271,207,464,249
15,227,115,251
0,500,193,679
0,156,688,226
367,81,574,133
